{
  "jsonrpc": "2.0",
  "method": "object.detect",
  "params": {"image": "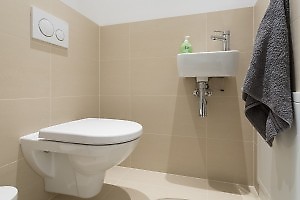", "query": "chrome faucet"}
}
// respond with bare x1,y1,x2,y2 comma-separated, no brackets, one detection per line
211,30,230,51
